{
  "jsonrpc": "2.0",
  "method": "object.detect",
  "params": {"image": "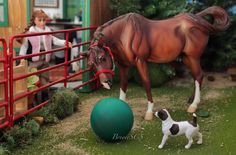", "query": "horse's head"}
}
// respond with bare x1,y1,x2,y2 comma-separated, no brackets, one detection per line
88,42,115,89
